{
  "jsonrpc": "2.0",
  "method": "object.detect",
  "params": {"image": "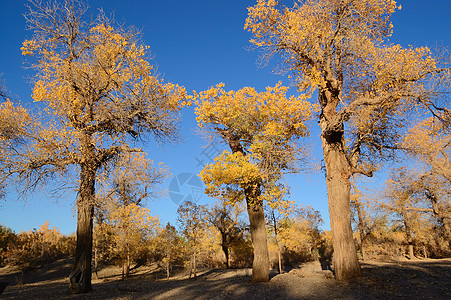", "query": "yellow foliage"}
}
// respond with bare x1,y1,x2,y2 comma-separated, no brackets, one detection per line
196,83,315,210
